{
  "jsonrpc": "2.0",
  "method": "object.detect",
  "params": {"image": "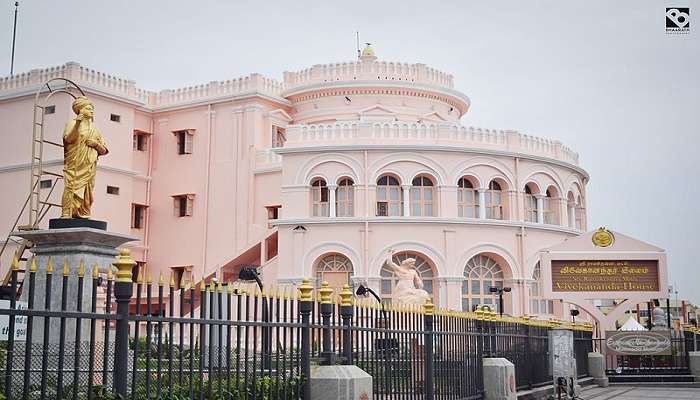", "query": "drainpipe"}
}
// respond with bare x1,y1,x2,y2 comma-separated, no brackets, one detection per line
201,104,213,279
143,117,154,268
